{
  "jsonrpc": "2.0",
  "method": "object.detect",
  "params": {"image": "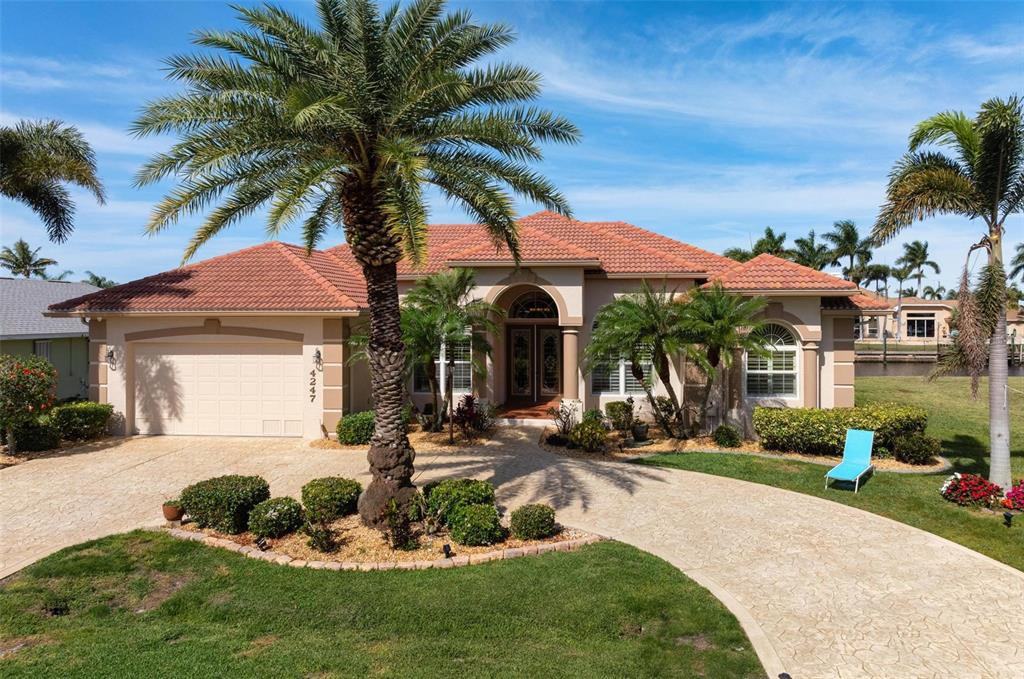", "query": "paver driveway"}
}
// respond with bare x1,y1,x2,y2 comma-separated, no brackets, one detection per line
2,429,1022,678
